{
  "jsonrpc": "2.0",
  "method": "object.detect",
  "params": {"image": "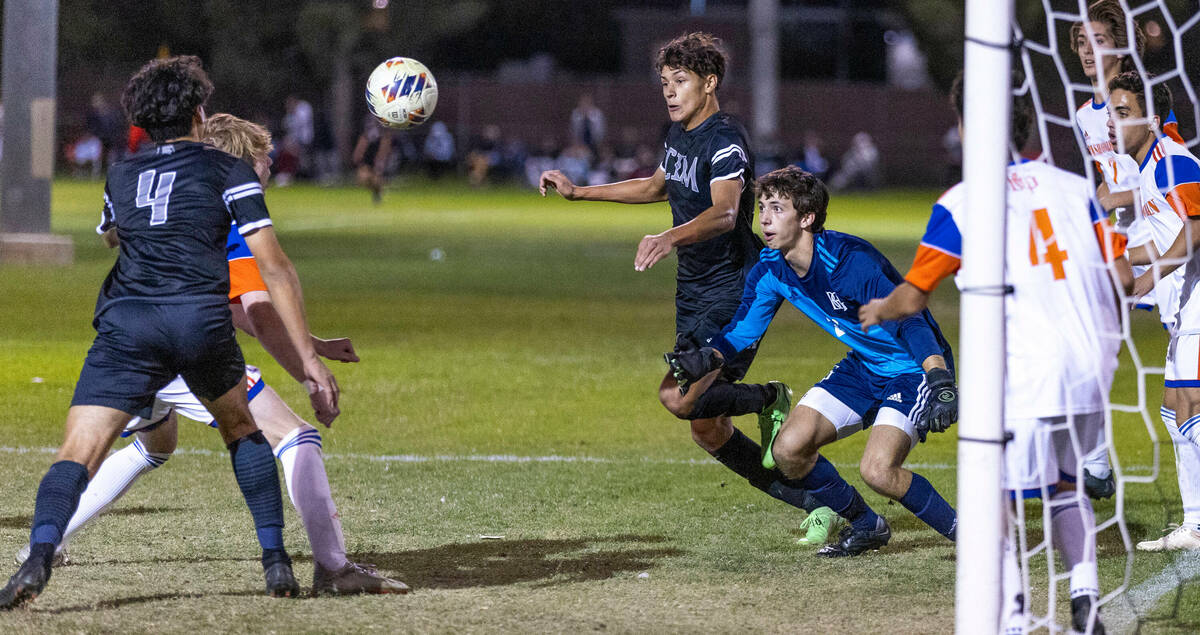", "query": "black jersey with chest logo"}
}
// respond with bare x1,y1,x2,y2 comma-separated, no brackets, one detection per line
660,112,764,302
94,141,271,318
